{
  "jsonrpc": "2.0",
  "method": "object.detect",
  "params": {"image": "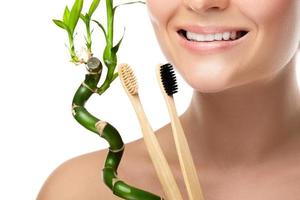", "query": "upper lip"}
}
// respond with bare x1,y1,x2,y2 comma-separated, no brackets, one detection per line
177,25,249,34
